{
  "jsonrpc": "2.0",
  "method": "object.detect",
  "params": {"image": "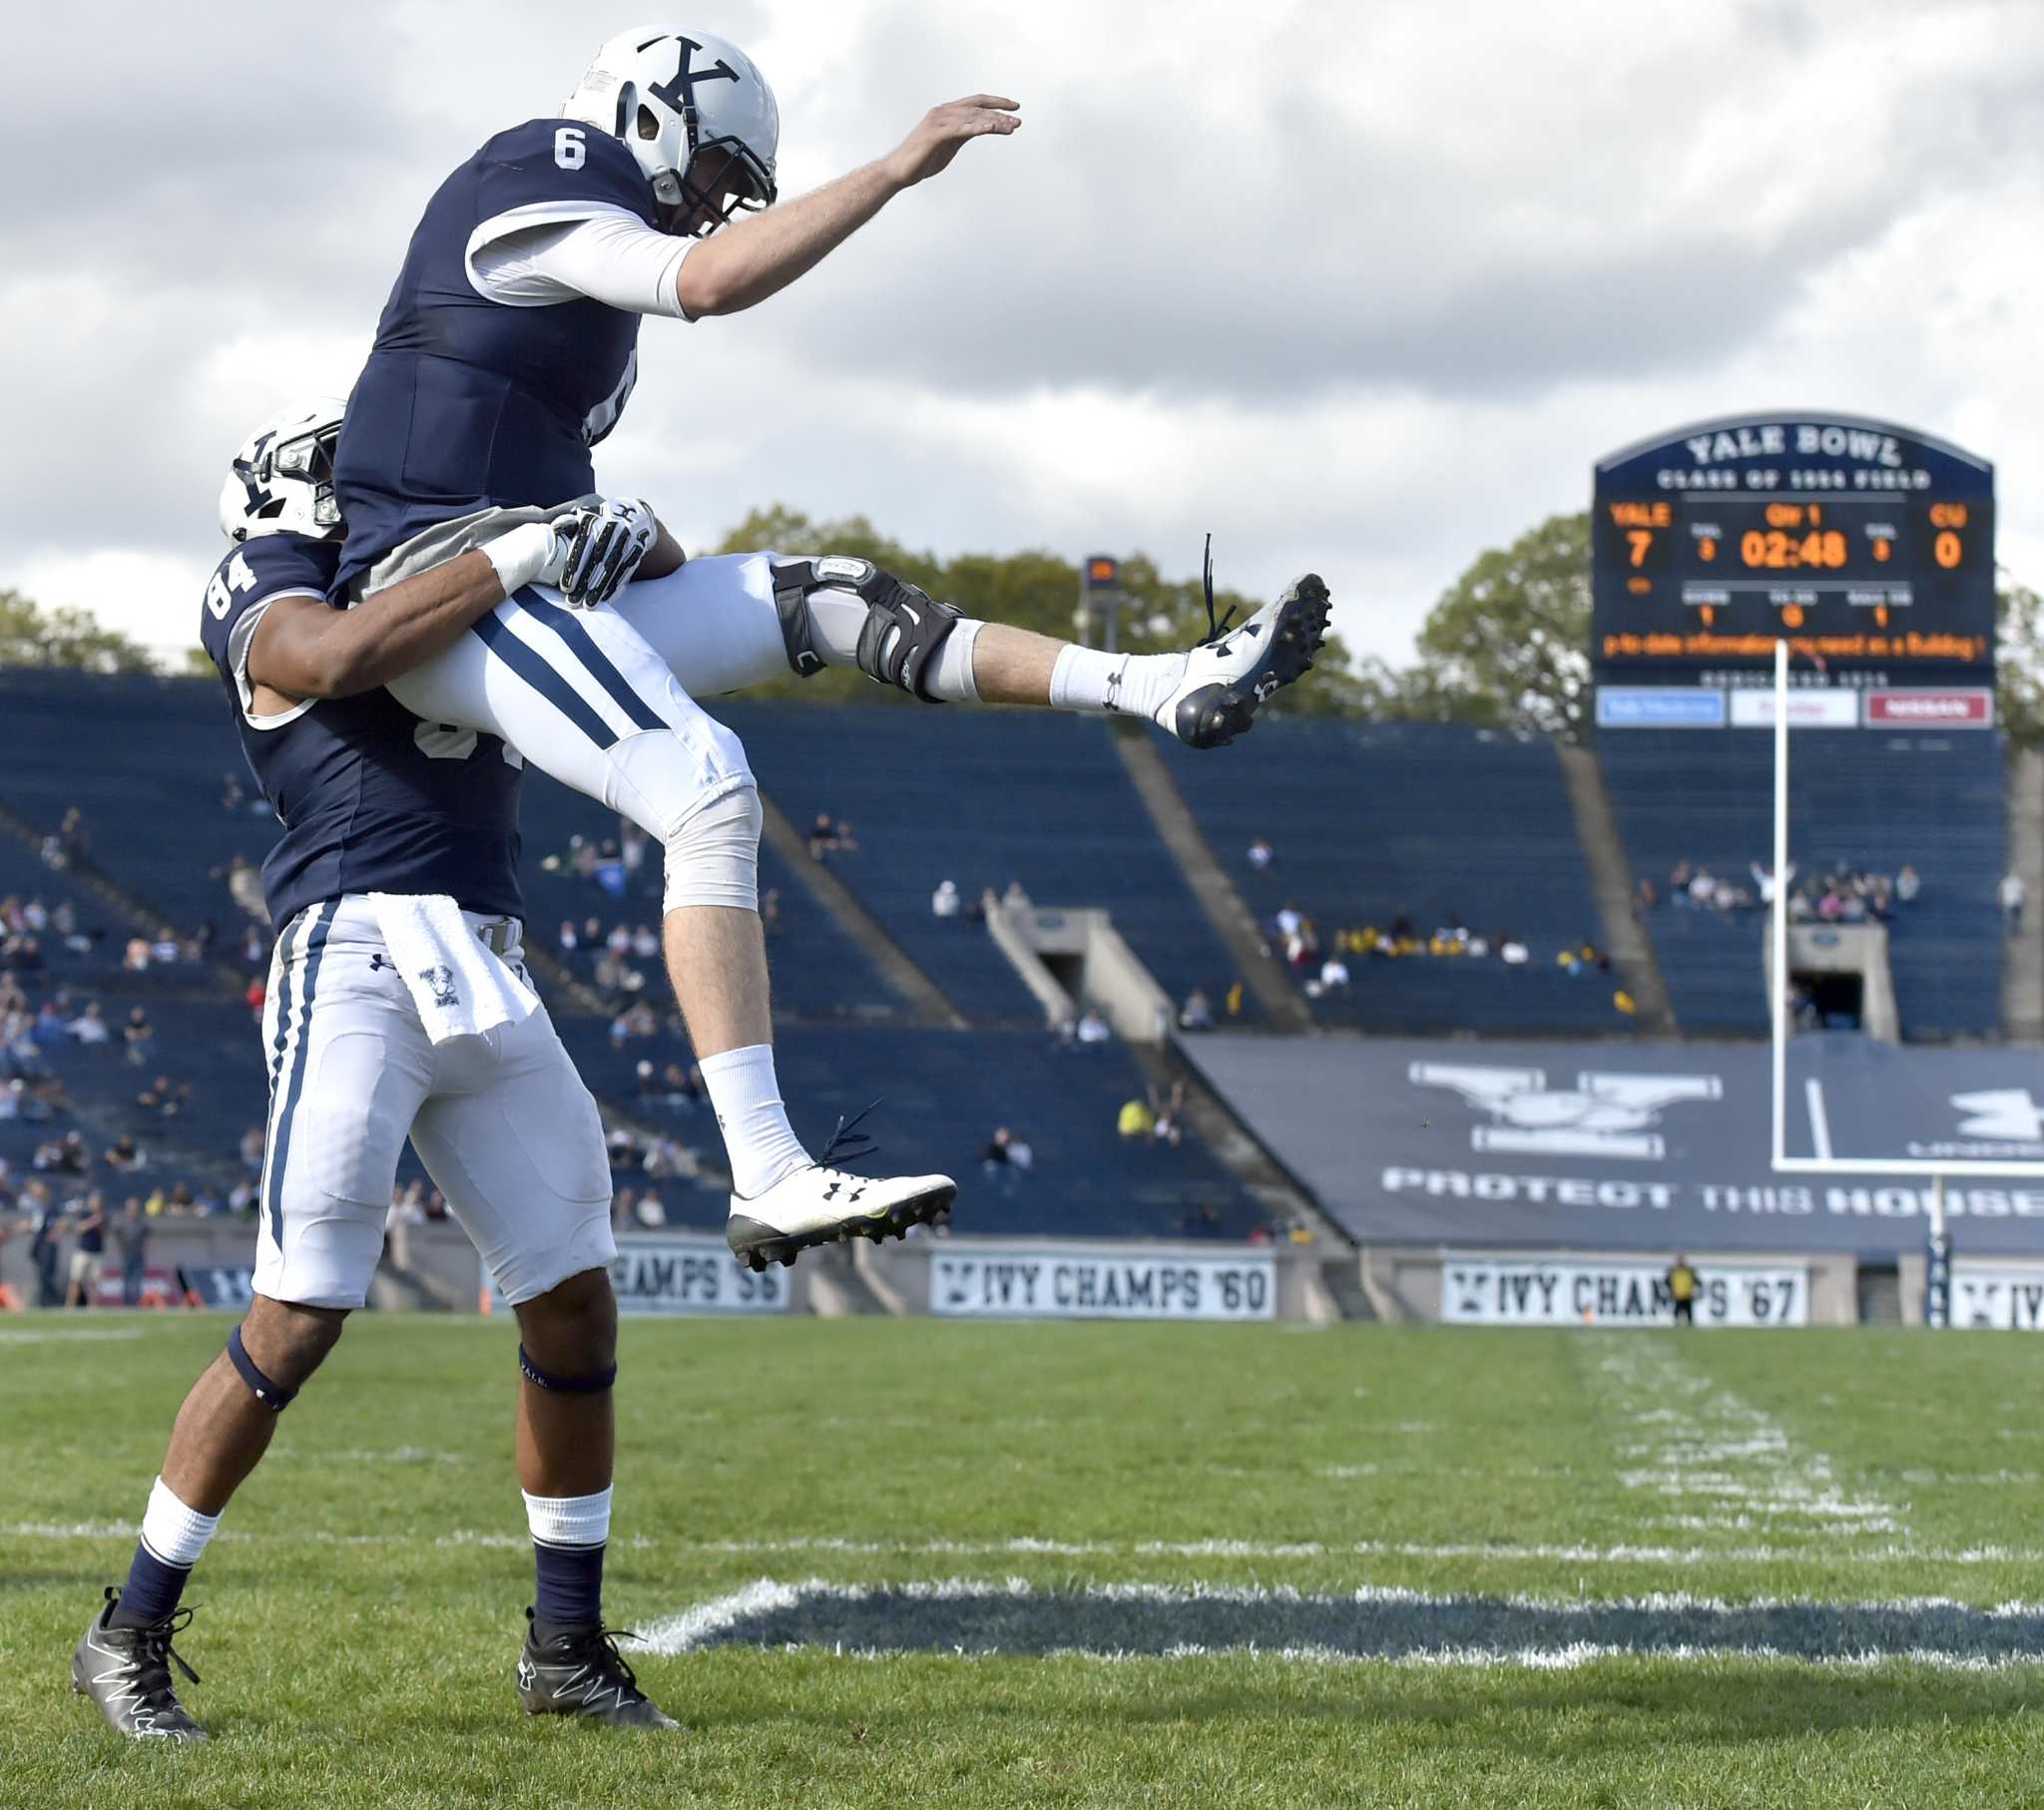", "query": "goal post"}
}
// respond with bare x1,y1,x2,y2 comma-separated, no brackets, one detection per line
1764,640,2042,1325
